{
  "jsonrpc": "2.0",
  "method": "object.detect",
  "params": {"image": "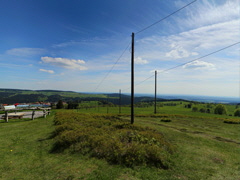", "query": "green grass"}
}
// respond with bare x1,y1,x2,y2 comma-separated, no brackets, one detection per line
76,102,240,120
0,105,240,179
0,113,174,179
